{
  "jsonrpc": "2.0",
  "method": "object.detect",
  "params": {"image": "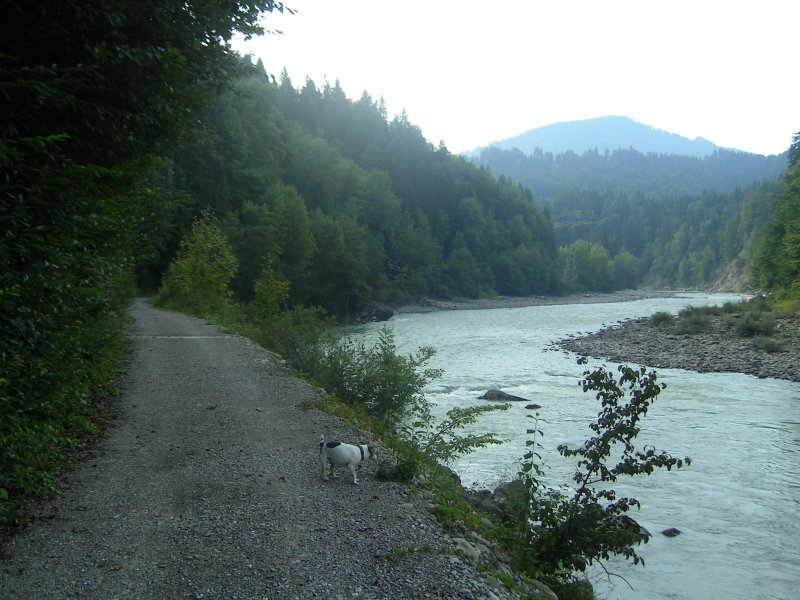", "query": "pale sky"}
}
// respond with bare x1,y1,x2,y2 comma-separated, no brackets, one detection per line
234,0,799,156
